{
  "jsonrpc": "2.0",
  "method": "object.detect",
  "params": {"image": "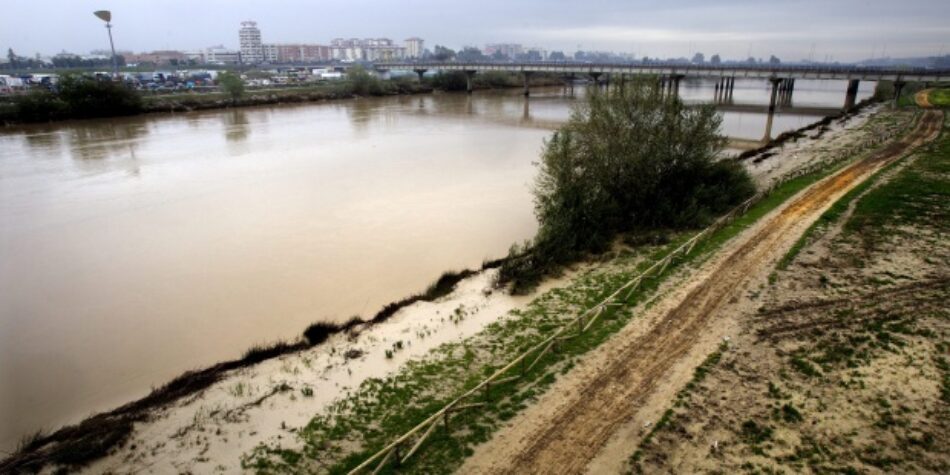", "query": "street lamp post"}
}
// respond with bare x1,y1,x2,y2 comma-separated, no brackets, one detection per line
93,10,118,78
